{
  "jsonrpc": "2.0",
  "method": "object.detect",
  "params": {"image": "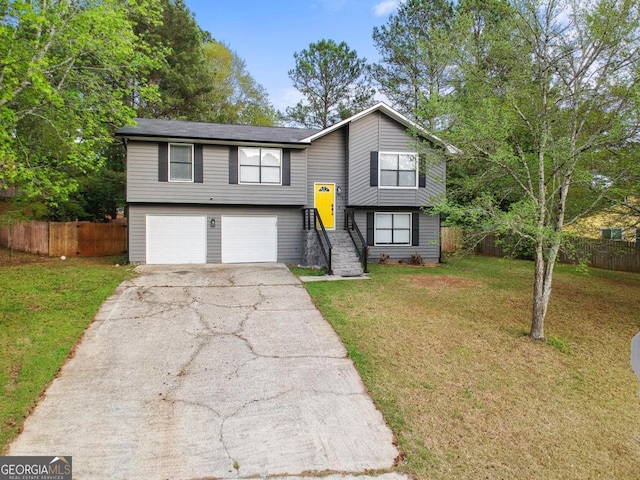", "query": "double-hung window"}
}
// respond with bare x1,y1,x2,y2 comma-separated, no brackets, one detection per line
169,143,194,182
601,227,623,240
375,213,412,246
239,147,282,184
379,152,418,188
